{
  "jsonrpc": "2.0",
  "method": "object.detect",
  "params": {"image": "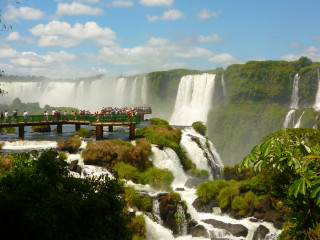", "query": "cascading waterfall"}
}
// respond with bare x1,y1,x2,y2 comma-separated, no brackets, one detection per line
150,146,188,187
152,199,163,225
221,73,227,97
169,74,216,126
294,111,305,128
1,75,148,111
313,68,320,111
180,127,223,179
283,73,299,128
